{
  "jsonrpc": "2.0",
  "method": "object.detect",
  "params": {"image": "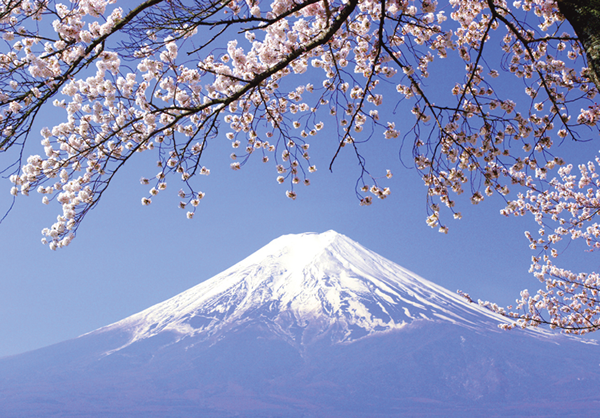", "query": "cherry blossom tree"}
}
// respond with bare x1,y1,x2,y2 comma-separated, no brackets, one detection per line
1,0,600,333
